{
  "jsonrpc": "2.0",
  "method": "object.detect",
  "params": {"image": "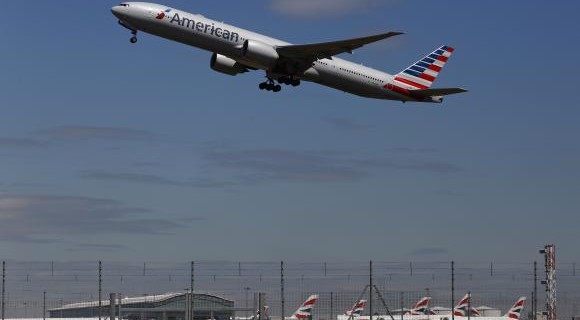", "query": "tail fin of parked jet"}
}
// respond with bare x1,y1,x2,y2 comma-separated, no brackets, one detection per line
405,297,431,315
291,295,319,319
504,297,526,319
394,45,455,90
346,300,367,317
454,294,479,317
